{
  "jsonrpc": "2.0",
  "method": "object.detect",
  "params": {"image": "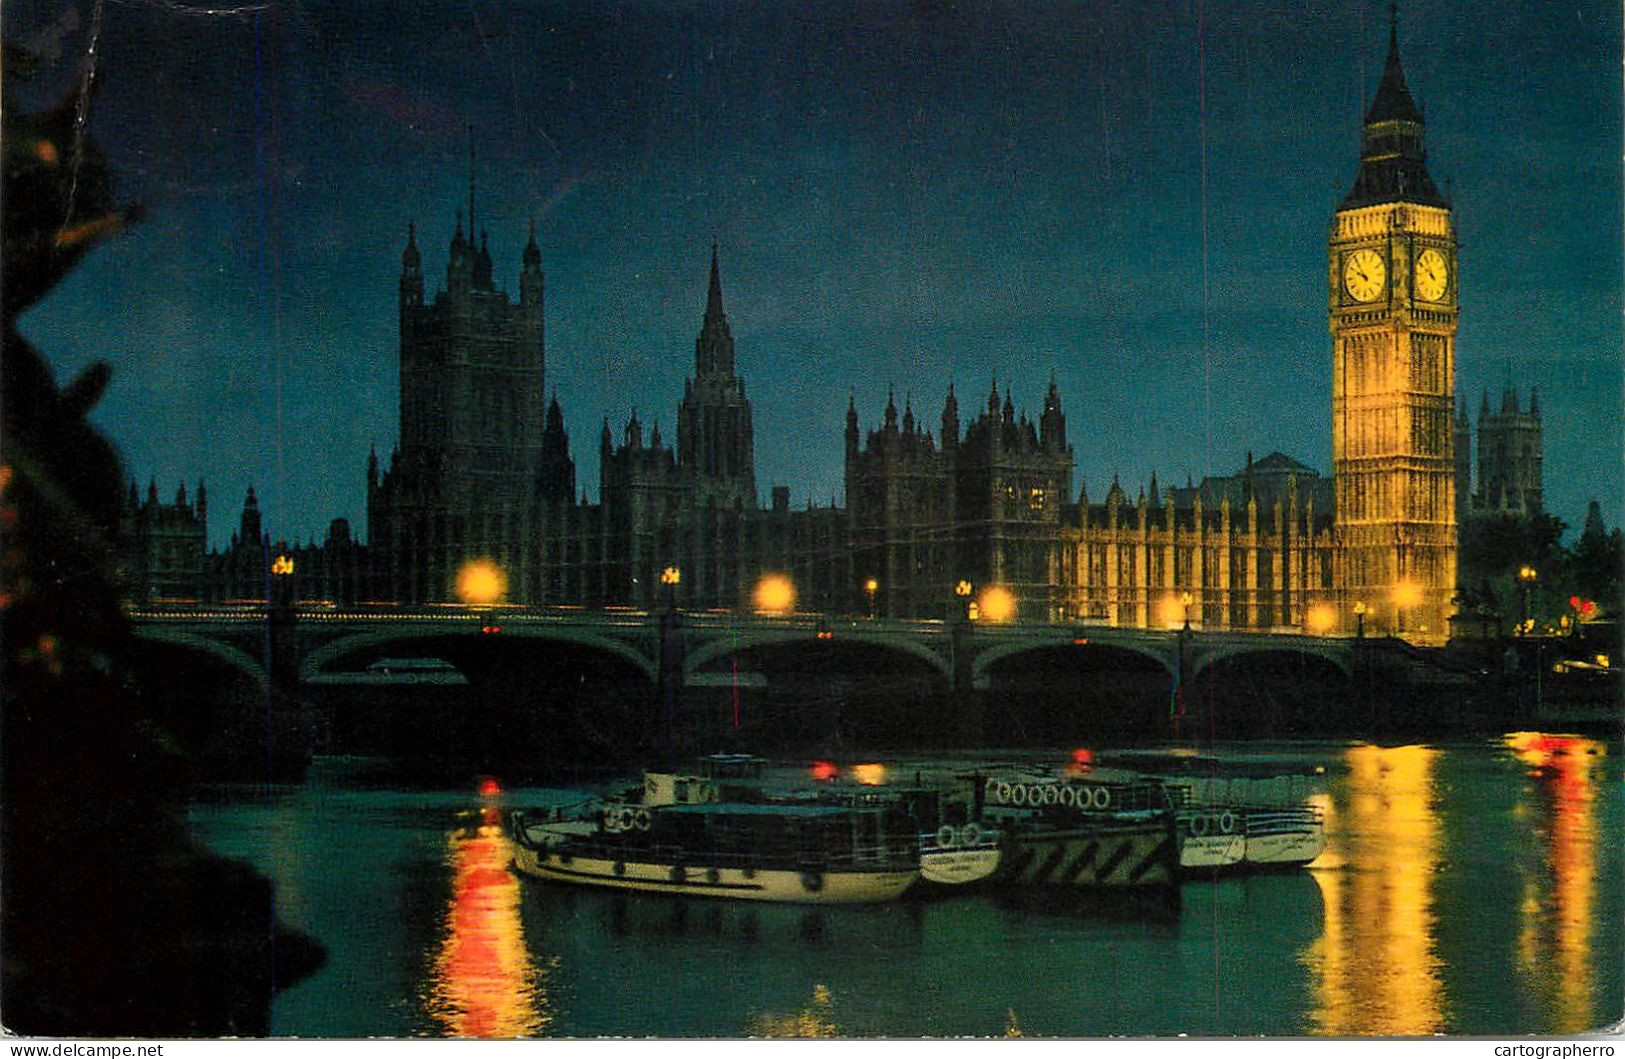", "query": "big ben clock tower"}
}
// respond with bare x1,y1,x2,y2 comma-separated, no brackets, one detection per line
1330,12,1458,641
